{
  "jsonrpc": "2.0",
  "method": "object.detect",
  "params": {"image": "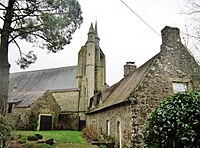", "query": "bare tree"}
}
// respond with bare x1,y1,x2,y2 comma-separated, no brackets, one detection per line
181,0,200,56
